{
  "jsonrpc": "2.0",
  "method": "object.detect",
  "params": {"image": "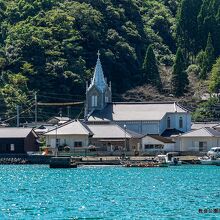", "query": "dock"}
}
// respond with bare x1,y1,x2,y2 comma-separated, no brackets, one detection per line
49,157,77,168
